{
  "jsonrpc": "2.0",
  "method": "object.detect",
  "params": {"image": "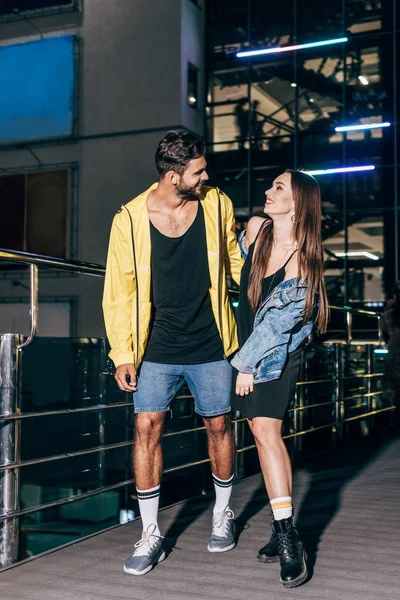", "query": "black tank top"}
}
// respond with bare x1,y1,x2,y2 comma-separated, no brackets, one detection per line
237,230,297,347
143,202,224,364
